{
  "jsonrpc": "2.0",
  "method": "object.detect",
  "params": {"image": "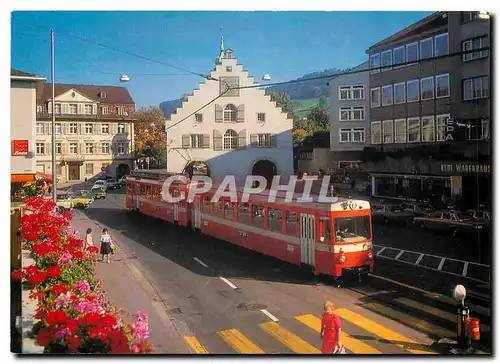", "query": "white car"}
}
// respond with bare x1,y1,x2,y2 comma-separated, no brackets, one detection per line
92,180,108,190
